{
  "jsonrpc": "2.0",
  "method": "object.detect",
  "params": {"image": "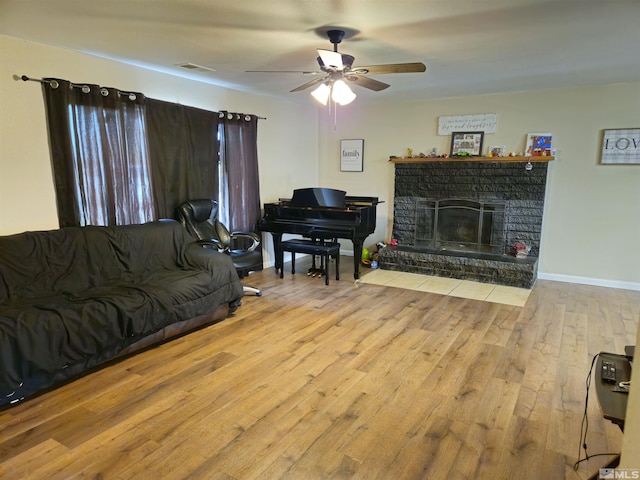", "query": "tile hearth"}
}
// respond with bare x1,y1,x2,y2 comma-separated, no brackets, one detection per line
358,268,531,307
